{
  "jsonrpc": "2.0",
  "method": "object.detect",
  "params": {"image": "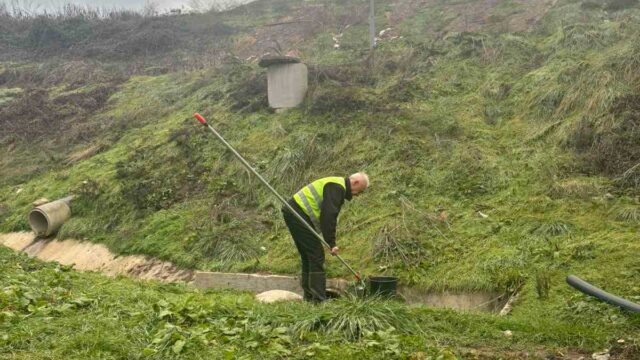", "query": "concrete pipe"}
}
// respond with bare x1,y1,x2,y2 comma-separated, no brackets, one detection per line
28,196,74,236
